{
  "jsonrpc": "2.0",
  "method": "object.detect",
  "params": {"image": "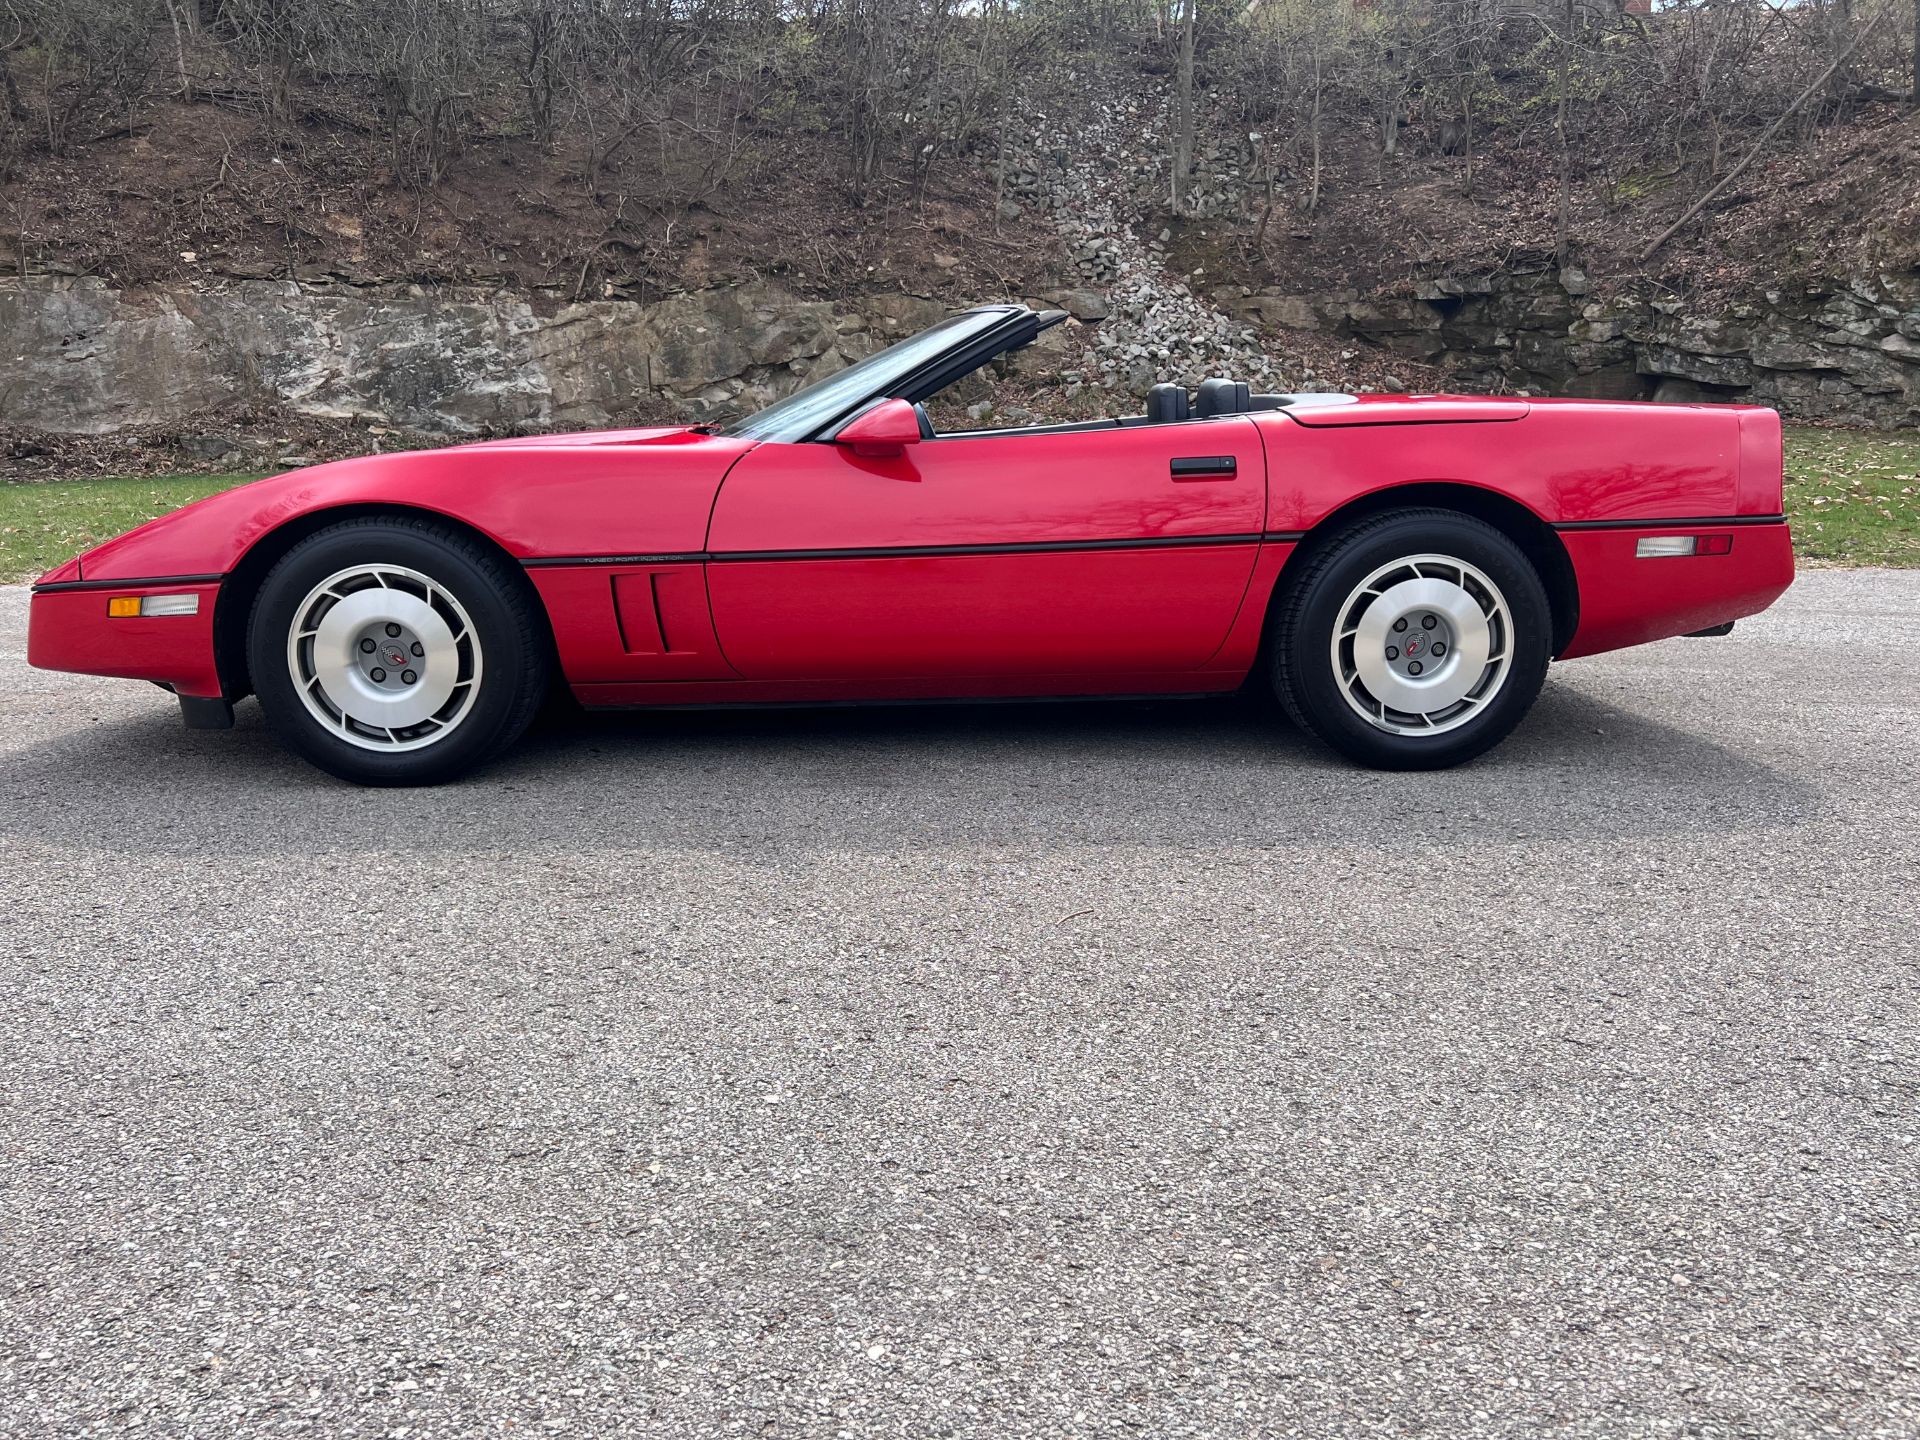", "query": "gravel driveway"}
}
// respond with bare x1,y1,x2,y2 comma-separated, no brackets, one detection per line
2,570,1916,1439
